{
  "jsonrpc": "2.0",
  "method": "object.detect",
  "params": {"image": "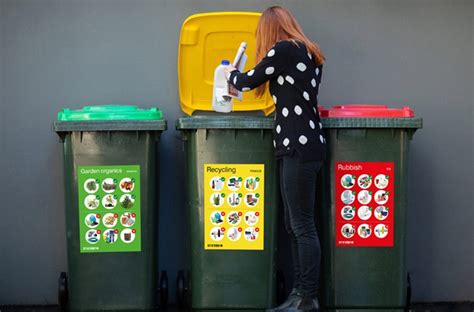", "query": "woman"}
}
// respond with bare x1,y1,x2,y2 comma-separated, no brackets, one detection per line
225,6,326,312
